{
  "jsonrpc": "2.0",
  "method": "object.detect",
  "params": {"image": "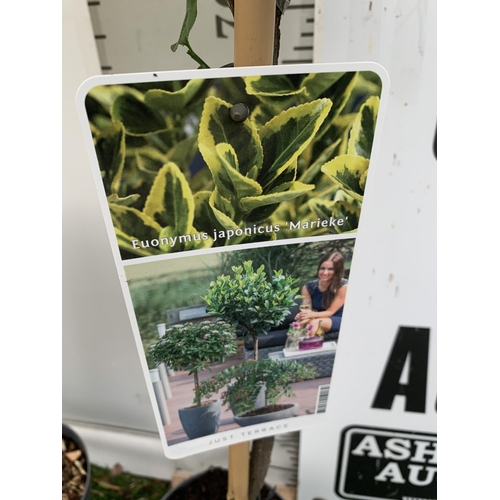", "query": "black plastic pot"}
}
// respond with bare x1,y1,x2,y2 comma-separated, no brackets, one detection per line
62,423,92,500
161,467,285,500
233,403,298,427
